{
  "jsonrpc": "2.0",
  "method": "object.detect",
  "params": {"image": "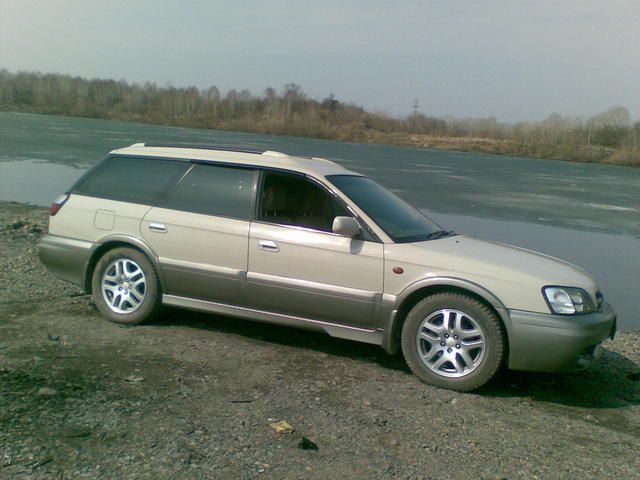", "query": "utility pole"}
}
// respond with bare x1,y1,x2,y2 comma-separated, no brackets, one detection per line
411,100,420,133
